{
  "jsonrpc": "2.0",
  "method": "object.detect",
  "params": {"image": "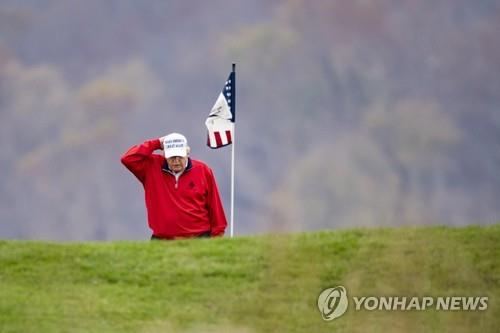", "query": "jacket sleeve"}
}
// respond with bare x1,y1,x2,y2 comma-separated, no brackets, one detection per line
121,139,162,183
206,168,228,237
